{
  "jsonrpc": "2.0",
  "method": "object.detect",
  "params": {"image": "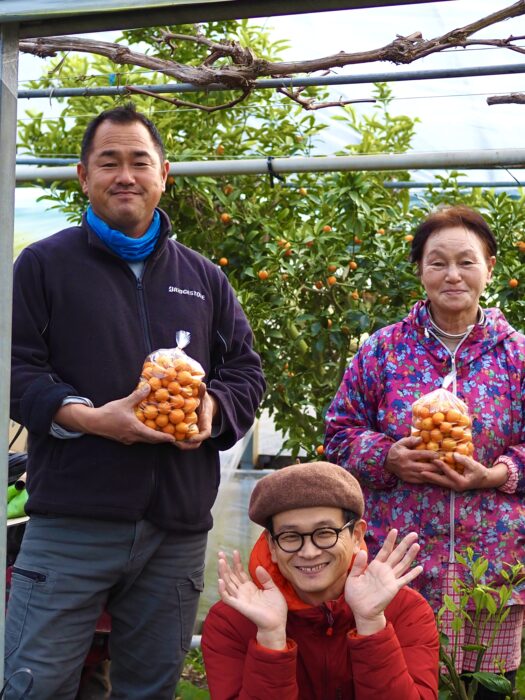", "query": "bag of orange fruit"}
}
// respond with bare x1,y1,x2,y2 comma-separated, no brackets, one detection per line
410,388,474,474
134,330,205,441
